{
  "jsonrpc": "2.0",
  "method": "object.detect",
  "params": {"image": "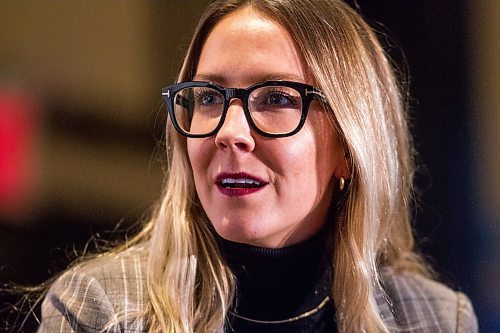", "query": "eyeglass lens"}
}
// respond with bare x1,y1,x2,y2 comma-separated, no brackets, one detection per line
173,86,303,136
